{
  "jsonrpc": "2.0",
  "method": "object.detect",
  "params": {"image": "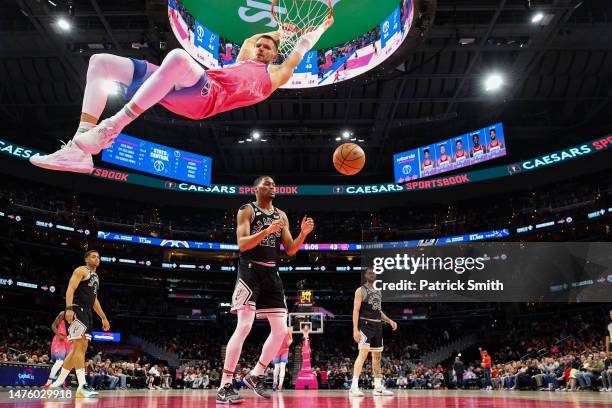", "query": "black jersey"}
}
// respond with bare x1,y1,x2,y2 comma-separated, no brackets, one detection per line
74,268,99,309
240,202,282,263
359,285,382,320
